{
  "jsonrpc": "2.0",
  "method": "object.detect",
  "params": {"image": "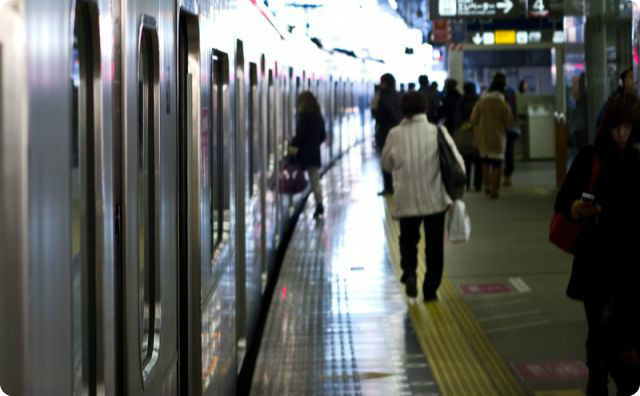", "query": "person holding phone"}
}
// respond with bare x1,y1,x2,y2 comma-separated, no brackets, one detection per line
554,92,640,395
